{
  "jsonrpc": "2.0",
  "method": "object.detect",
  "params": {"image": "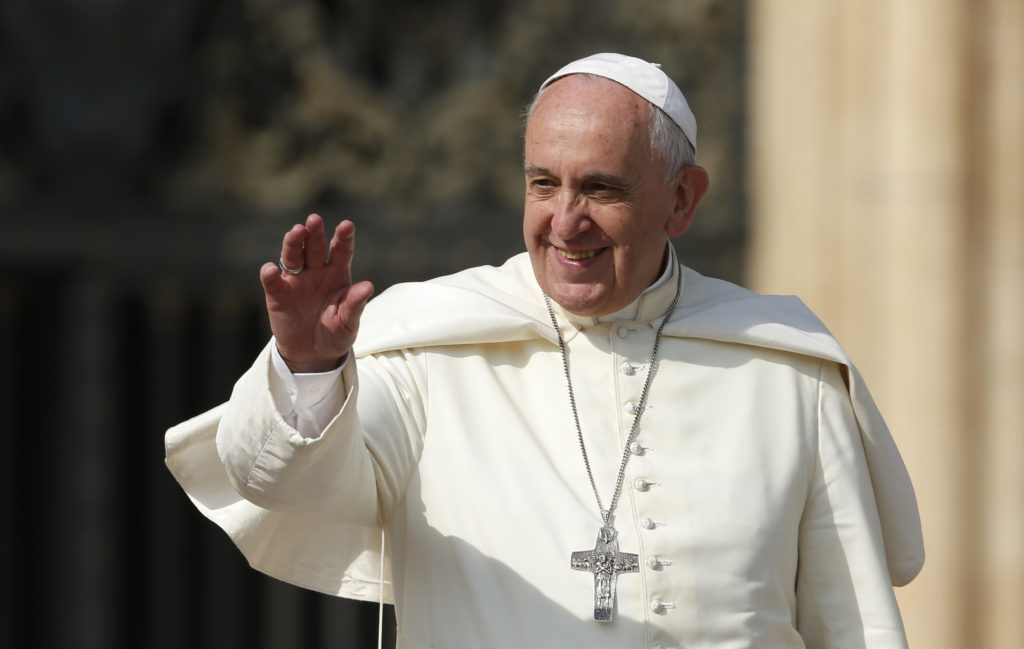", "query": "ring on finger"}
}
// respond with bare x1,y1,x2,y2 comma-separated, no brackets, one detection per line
279,257,304,275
